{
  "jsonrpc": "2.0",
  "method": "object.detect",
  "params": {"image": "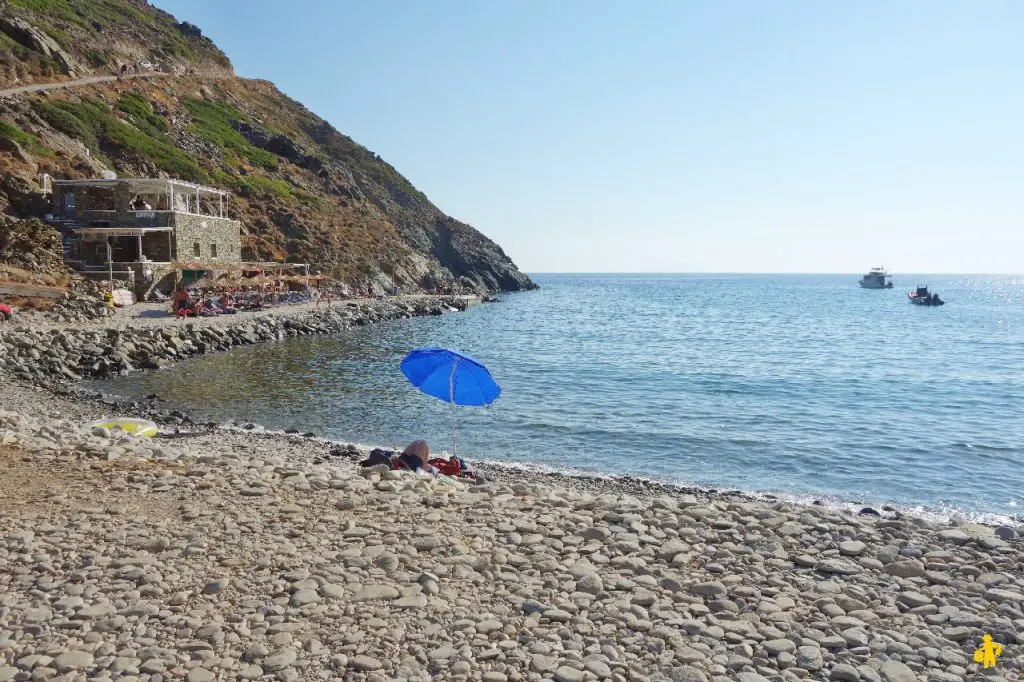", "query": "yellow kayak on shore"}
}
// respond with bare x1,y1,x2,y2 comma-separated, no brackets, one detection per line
90,418,159,438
